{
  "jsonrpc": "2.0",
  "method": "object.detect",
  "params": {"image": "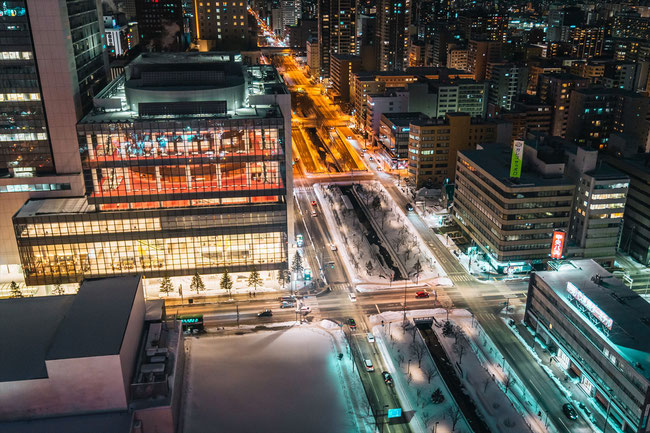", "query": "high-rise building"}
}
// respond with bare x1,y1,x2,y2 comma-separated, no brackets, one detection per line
454,144,575,273
546,5,583,42
537,73,590,137
487,97,552,141
330,54,362,101
408,113,511,188
566,88,650,150
488,64,529,111
467,39,502,81
567,26,605,59
194,0,255,51
135,0,184,50
12,53,292,285
375,0,410,71
408,78,489,118
0,0,108,271
317,0,357,78
605,154,650,266
525,260,650,433
612,11,650,41
104,14,140,57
